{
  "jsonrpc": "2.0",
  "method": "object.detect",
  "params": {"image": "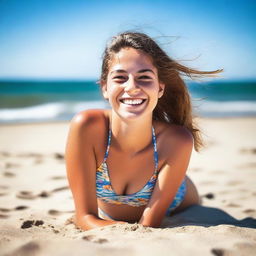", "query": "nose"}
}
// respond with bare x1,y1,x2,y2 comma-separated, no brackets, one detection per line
124,76,140,94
